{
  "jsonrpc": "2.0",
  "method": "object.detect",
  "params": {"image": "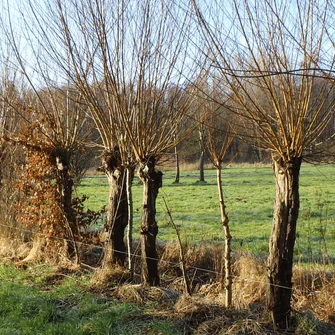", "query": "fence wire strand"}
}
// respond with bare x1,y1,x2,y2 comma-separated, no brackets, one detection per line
1,221,327,295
